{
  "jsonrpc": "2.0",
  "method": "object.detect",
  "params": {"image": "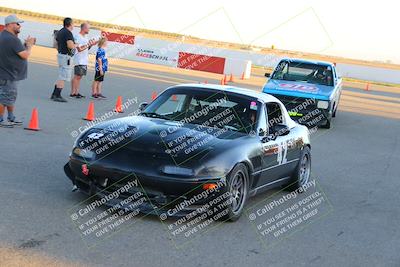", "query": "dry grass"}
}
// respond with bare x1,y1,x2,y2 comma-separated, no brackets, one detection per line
0,246,87,267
